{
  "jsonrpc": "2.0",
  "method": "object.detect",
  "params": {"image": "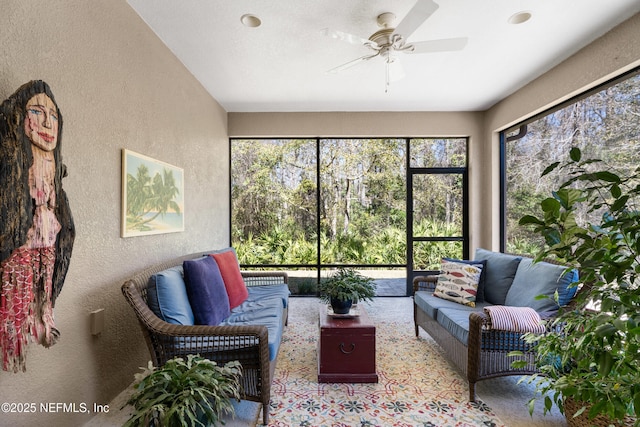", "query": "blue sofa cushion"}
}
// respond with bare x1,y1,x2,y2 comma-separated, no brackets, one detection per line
415,291,489,320
223,296,284,361
147,266,194,325
245,283,290,309
505,258,579,311
474,248,523,305
183,256,230,325
436,307,474,345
